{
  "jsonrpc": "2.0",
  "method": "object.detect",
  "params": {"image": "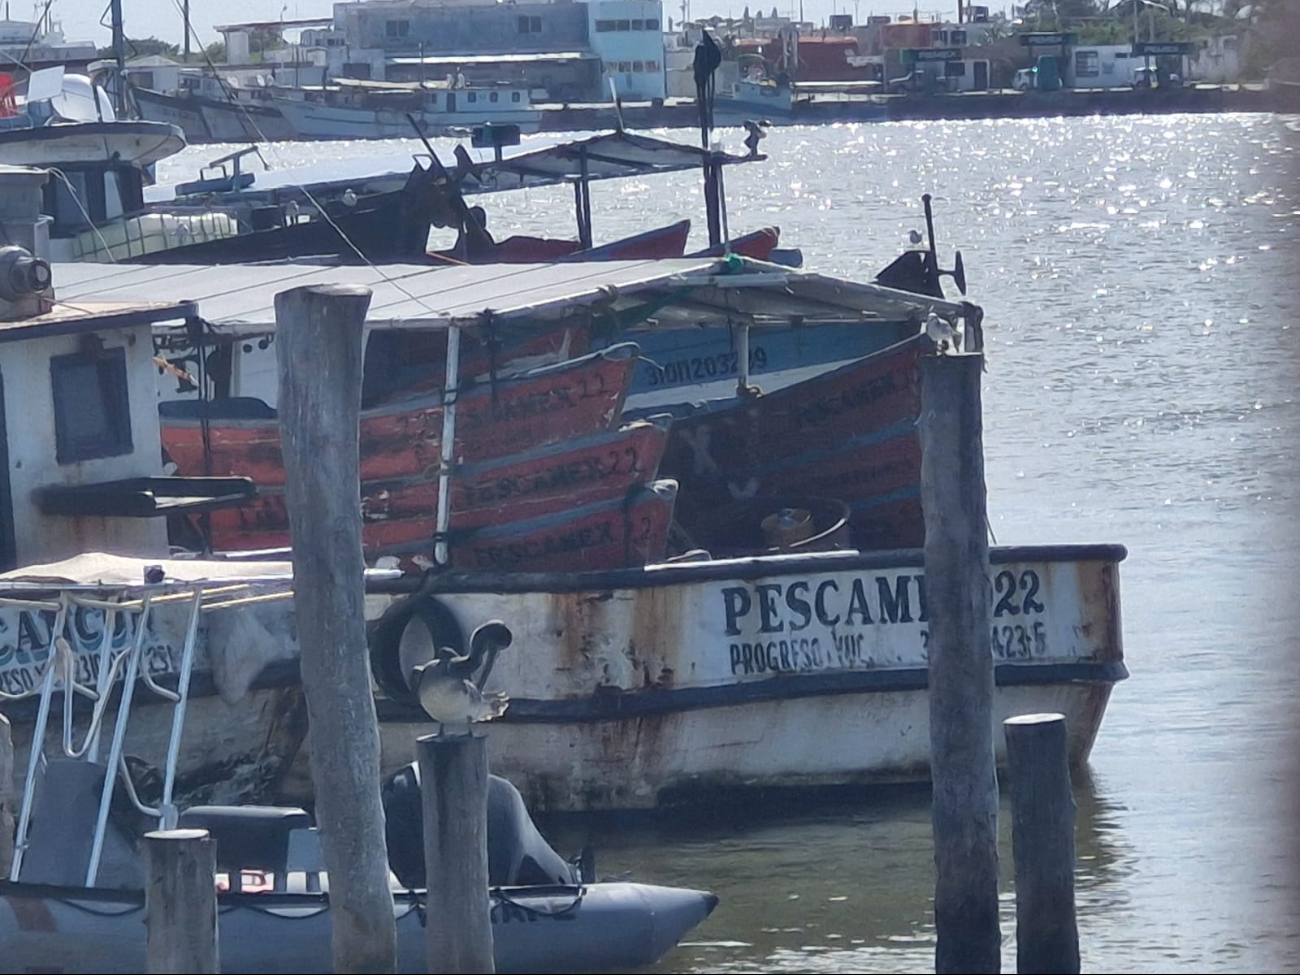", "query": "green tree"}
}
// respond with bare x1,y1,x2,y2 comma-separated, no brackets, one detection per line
204,40,226,63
